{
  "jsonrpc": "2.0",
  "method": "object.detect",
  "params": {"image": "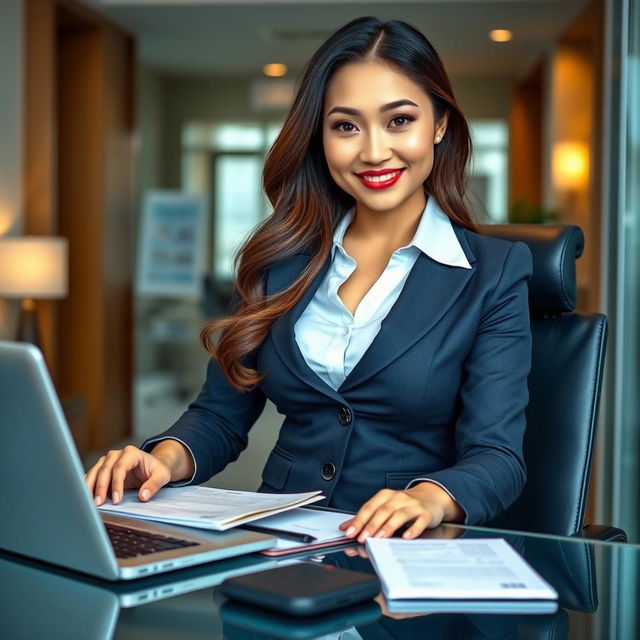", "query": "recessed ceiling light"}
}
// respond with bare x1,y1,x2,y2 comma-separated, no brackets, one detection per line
490,29,513,43
263,63,288,77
